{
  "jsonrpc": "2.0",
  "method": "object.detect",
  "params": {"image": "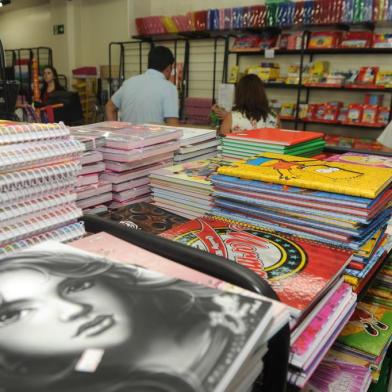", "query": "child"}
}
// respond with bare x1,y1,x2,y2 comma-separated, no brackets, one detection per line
213,74,279,135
